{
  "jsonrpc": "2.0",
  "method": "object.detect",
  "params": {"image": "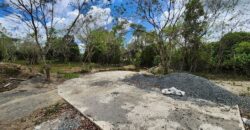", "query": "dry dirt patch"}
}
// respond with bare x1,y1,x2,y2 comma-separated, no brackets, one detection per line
212,80,250,96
